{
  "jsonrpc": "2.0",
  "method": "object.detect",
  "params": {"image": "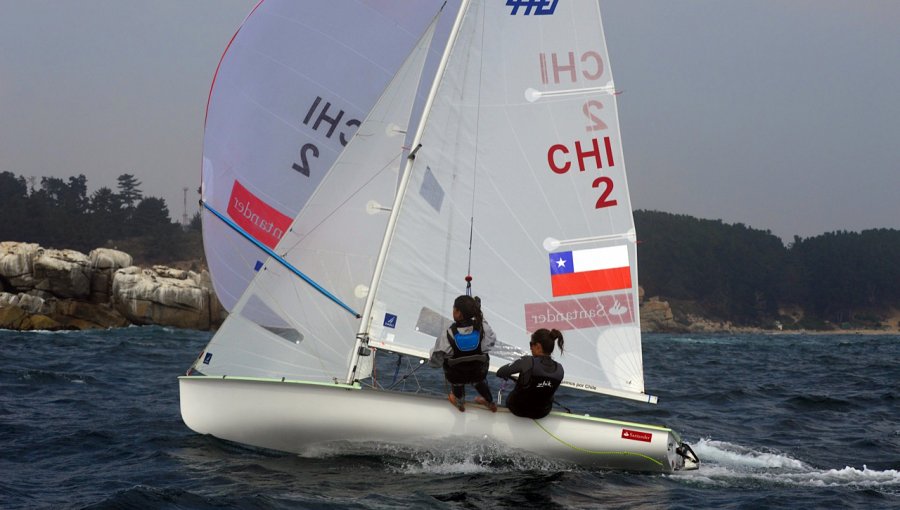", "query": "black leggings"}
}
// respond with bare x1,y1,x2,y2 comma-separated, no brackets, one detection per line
451,380,493,403
505,389,551,419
